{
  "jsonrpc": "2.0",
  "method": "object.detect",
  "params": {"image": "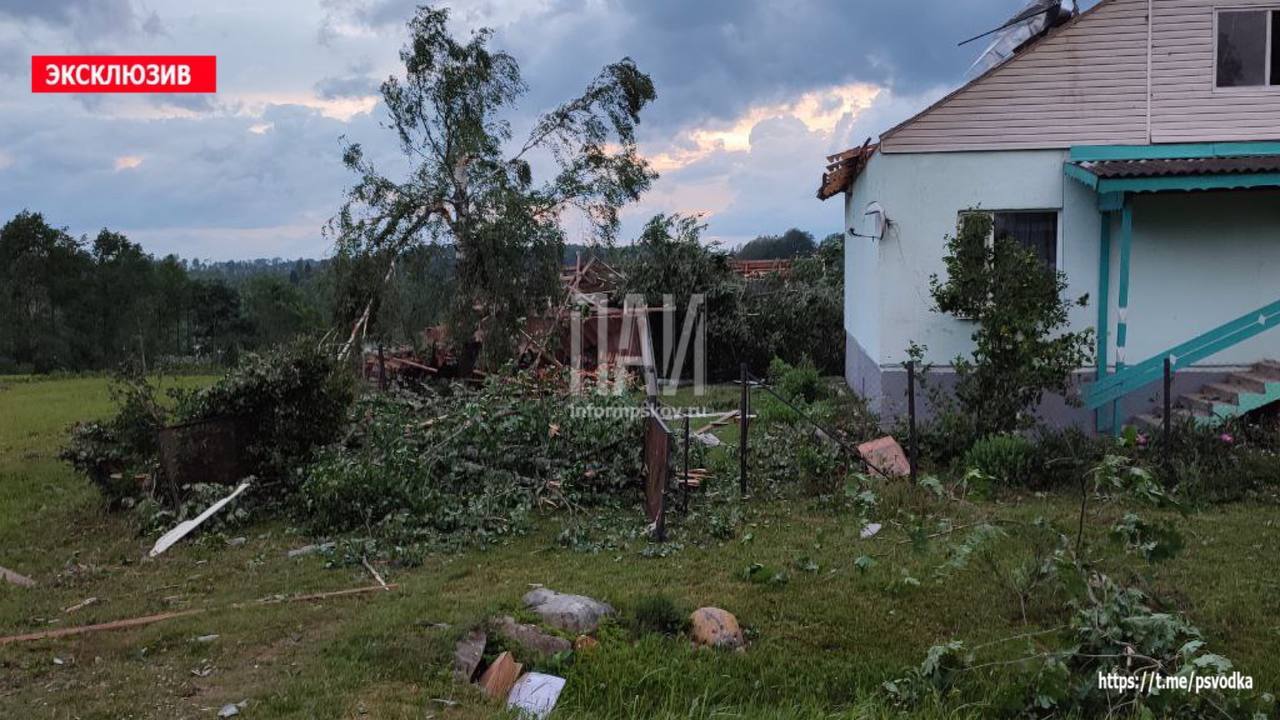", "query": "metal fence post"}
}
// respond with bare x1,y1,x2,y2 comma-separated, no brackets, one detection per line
1163,356,1172,464
907,360,918,484
682,413,691,513
739,362,749,498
